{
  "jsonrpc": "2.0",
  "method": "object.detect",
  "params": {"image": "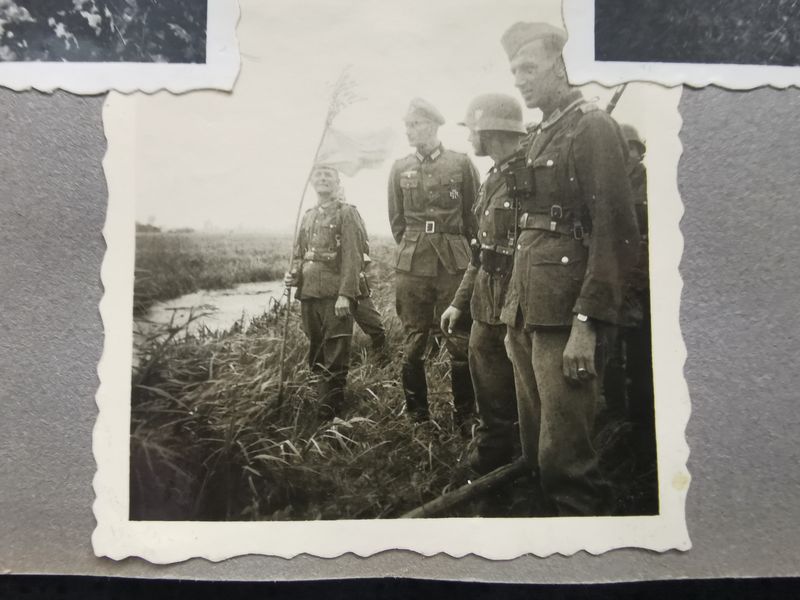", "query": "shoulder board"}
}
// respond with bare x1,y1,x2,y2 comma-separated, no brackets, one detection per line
525,121,538,133
578,102,600,114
